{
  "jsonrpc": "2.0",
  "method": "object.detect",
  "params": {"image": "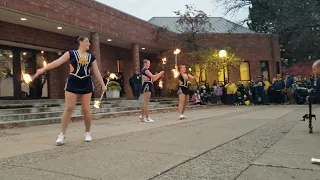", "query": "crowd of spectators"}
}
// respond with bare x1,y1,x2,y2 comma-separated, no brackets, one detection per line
191,74,317,106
